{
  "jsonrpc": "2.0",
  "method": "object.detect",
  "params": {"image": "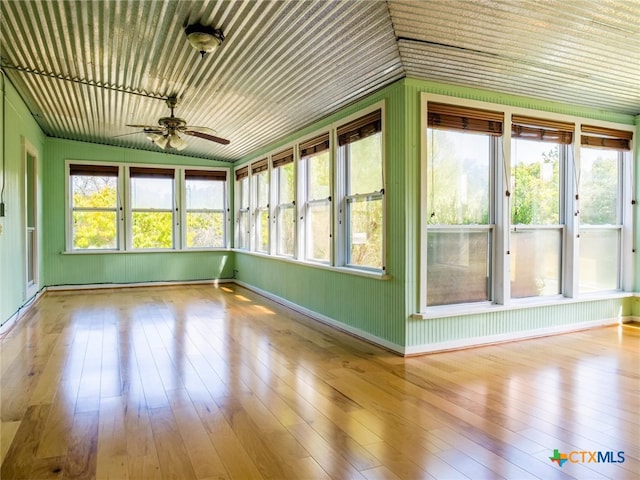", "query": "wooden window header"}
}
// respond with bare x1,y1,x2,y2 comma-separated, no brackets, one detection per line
185,169,227,181
511,115,574,144
300,133,330,158
428,103,503,136
272,148,294,169
235,166,249,180
337,110,382,146
69,164,119,177
129,166,175,178
581,125,632,151
251,158,268,174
